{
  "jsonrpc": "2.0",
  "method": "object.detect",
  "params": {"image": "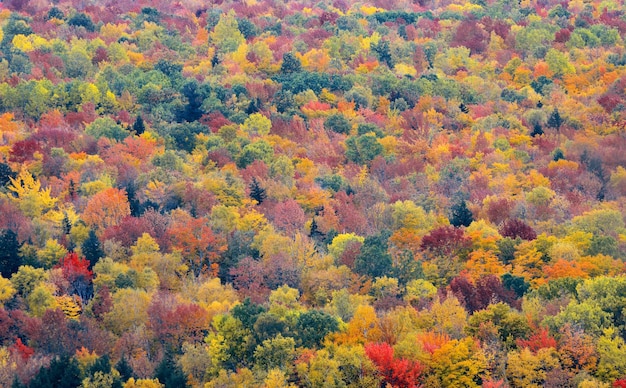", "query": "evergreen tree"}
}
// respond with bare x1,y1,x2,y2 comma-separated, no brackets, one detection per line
132,115,145,135
62,214,72,235
552,148,564,161
372,40,393,68
29,356,81,388
249,177,267,204
530,123,544,137
82,230,104,271
280,52,302,73
547,107,563,131
0,230,21,278
0,162,15,187
115,357,135,382
450,200,473,228
309,218,325,241
155,355,188,388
